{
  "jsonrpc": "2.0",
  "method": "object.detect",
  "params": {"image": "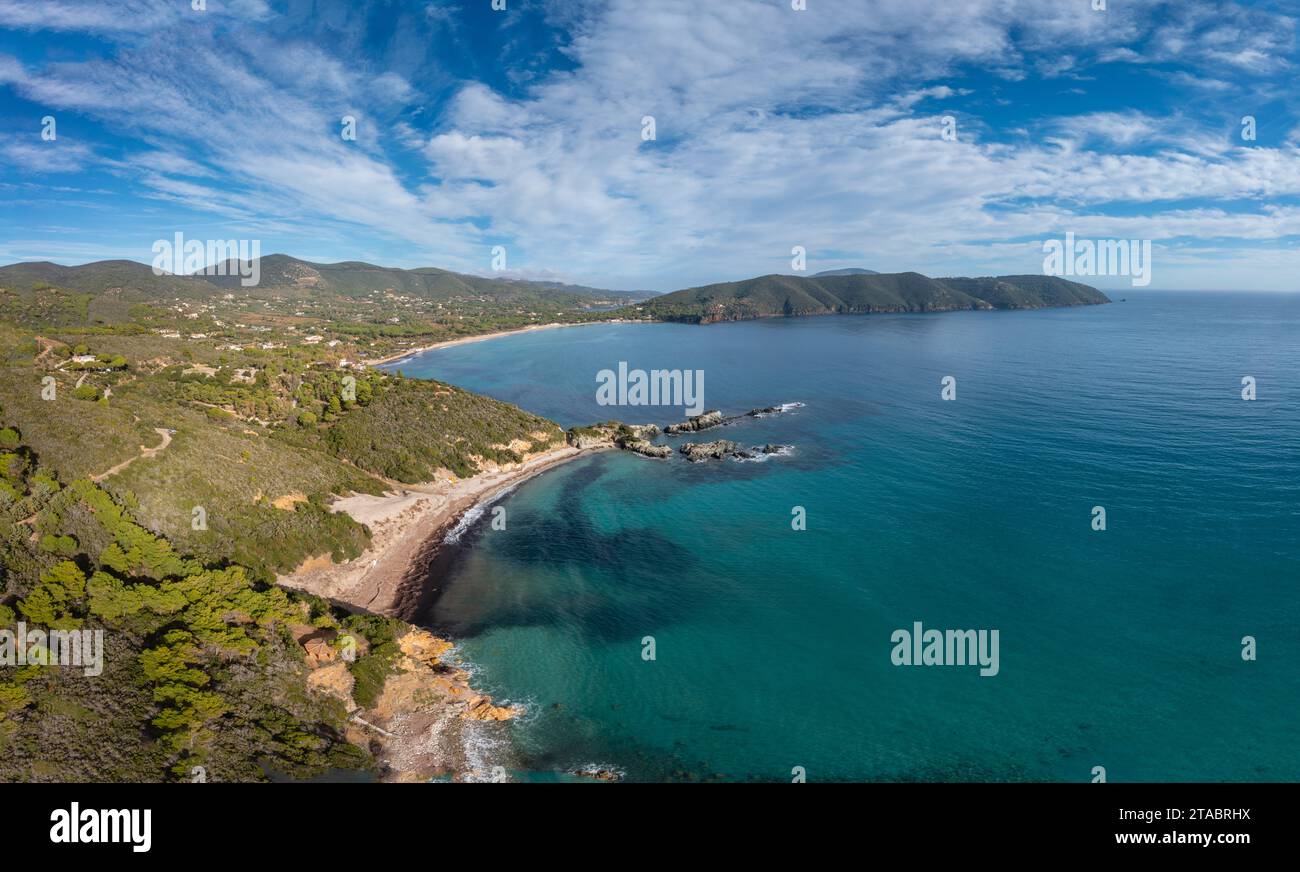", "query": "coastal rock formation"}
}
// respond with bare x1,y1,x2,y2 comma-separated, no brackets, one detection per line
297,623,525,781
745,403,804,417
664,404,802,434
567,422,671,457
664,410,724,433
620,439,673,458
574,407,797,463
735,444,791,460
464,696,518,722
567,429,613,450
679,440,743,462
572,766,623,782
679,441,791,462
338,627,525,782
400,627,454,665
393,629,522,724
